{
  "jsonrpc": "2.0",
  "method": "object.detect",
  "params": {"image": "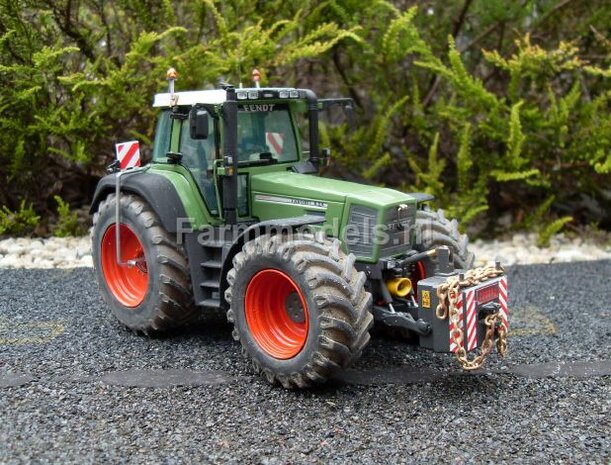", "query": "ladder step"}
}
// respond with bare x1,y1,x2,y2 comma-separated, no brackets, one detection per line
199,298,221,309
200,280,220,289
201,260,222,269
202,240,226,248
